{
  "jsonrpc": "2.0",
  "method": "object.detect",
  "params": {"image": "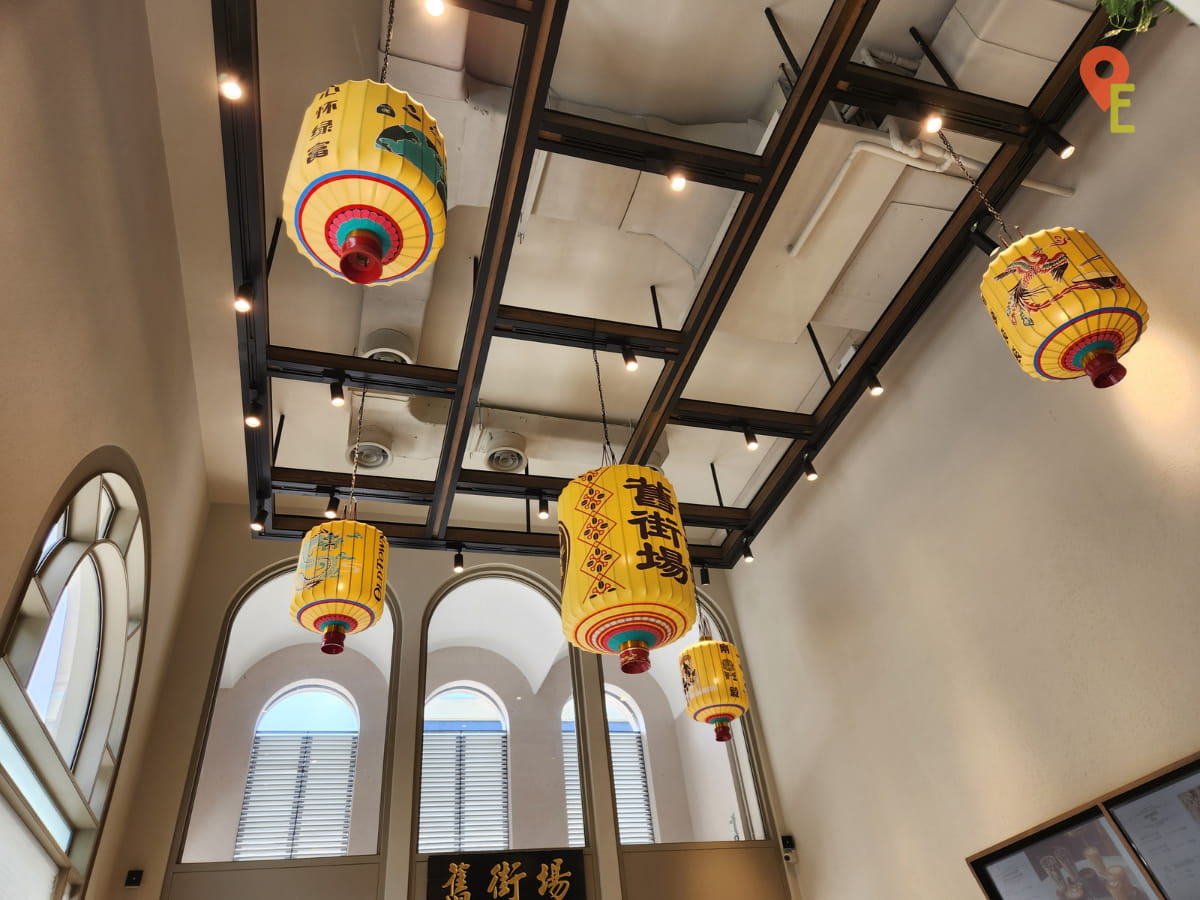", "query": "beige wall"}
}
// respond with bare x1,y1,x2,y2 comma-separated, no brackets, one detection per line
728,18,1200,900
1,0,208,896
